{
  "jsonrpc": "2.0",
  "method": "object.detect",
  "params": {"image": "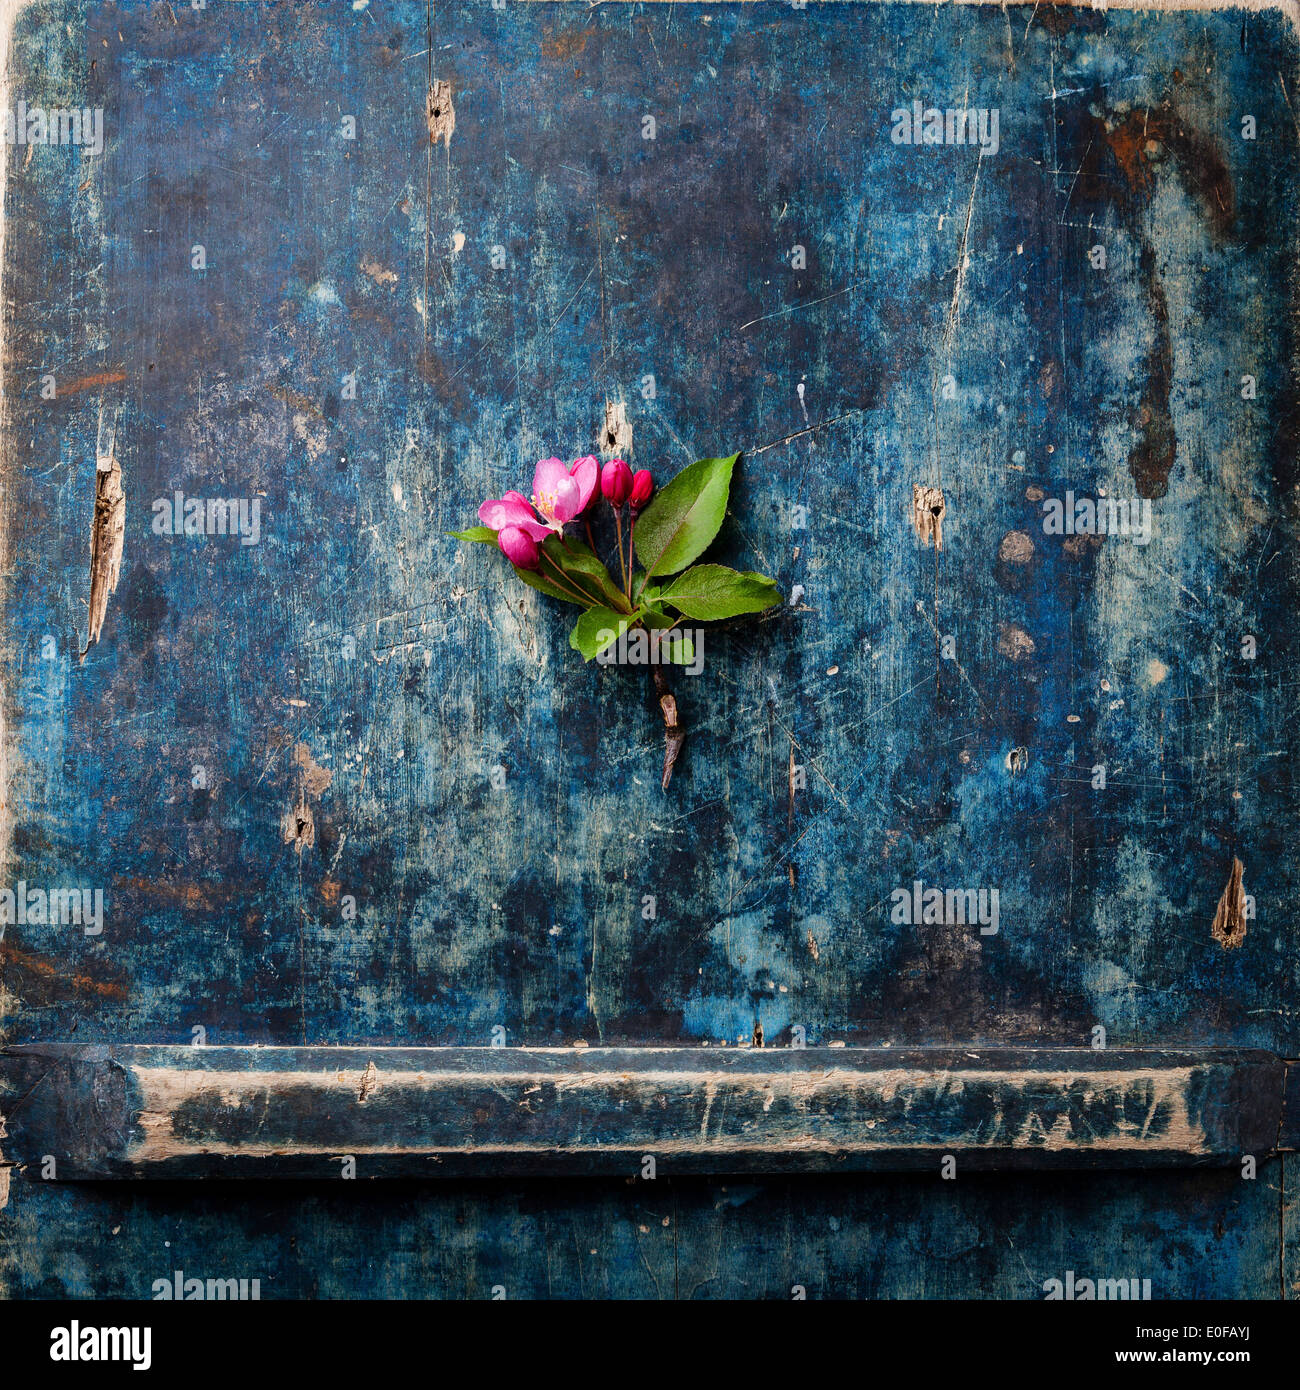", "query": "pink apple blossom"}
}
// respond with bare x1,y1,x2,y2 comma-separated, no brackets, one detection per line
601,458,633,507
497,525,541,570
478,457,598,540
629,469,654,513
